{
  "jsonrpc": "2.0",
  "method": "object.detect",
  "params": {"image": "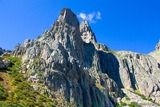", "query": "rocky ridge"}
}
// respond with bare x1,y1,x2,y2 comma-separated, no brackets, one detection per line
11,8,160,107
